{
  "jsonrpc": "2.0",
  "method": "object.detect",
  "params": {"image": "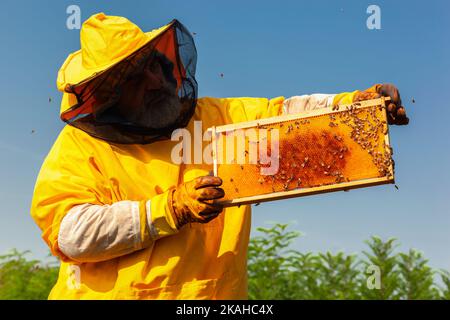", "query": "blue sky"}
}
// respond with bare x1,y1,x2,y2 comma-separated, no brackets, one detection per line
0,0,449,269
